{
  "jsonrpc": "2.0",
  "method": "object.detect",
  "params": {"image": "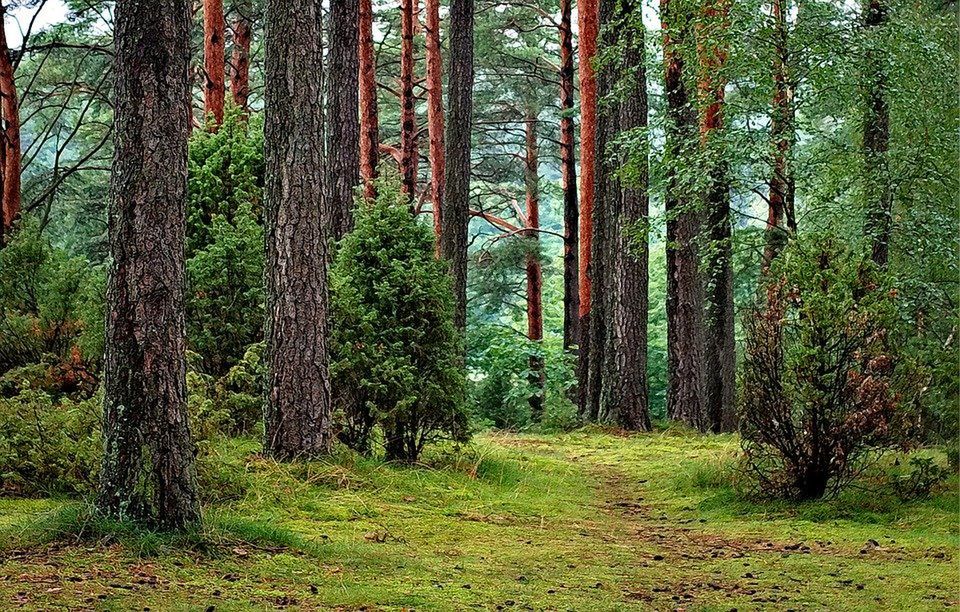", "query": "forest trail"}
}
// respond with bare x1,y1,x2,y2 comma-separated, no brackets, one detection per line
0,431,956,610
